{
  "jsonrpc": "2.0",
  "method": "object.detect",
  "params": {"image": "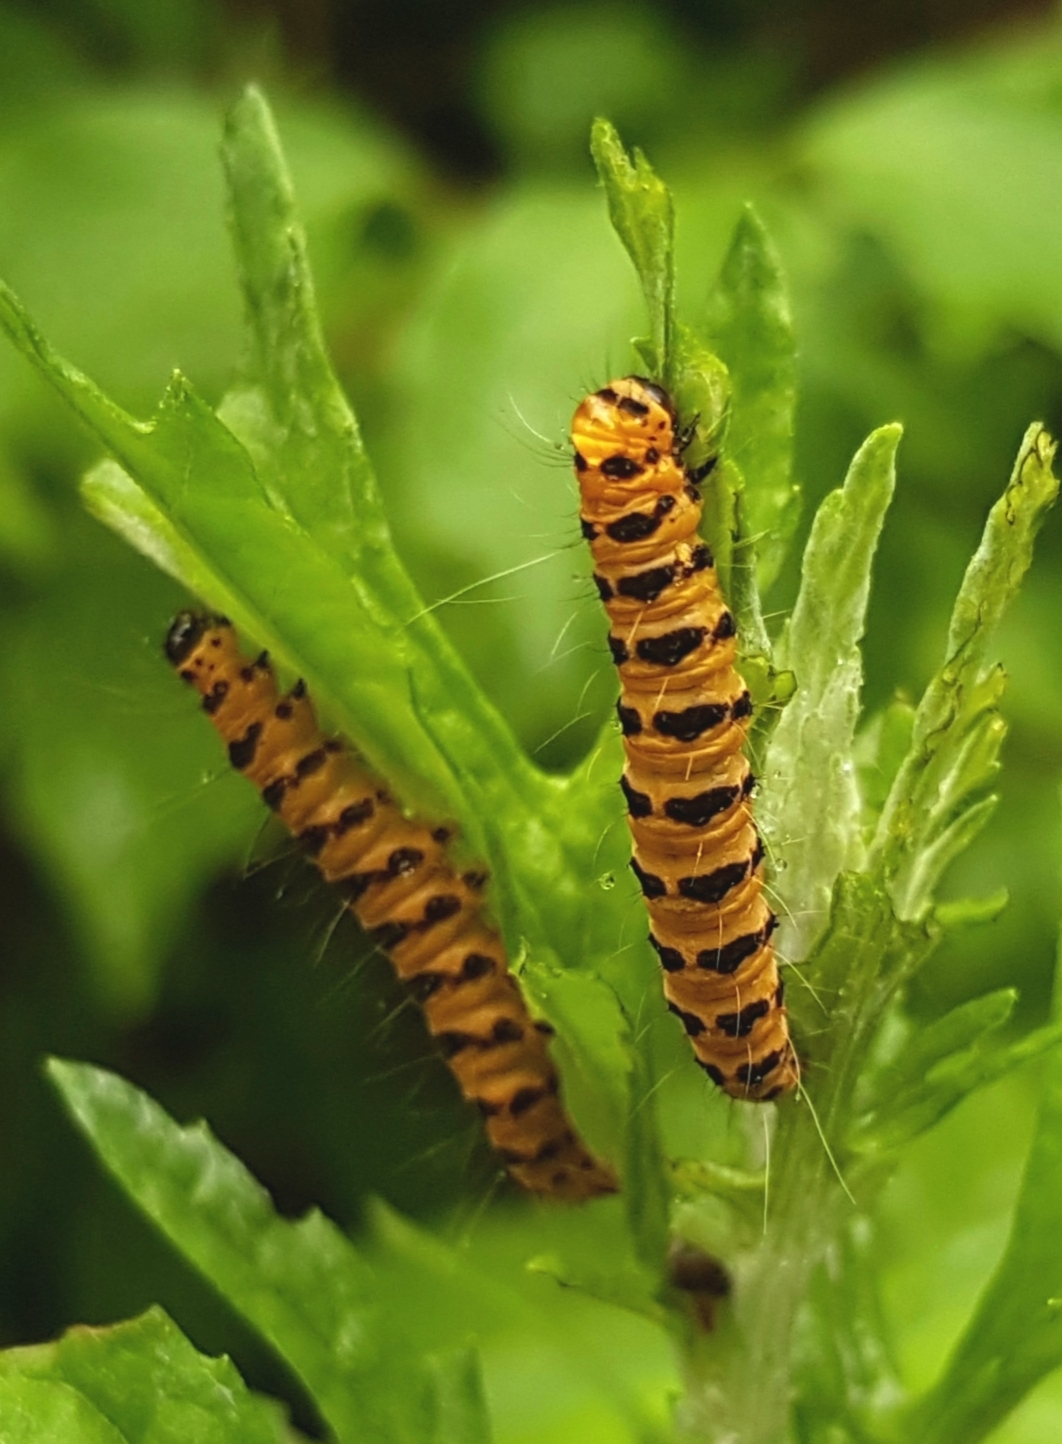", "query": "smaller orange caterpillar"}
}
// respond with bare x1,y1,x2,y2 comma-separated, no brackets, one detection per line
166,612,616,1202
